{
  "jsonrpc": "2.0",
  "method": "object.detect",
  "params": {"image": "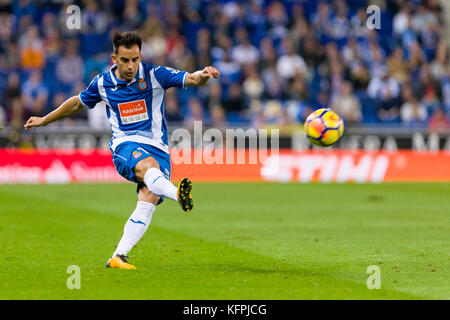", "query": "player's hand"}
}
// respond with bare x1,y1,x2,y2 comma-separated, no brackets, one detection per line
24,116,46,130
200,66,220,79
